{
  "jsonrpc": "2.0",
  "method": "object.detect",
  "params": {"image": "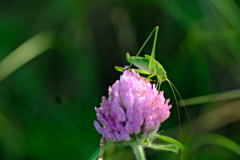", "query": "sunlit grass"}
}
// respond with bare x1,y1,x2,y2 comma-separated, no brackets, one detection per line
0,30,55,82
1,0,240,159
